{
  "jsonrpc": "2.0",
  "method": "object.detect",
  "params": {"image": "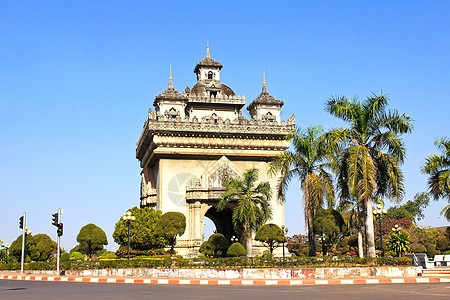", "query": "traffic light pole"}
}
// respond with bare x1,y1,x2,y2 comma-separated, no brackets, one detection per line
57,208,62,275
20,212,26,274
